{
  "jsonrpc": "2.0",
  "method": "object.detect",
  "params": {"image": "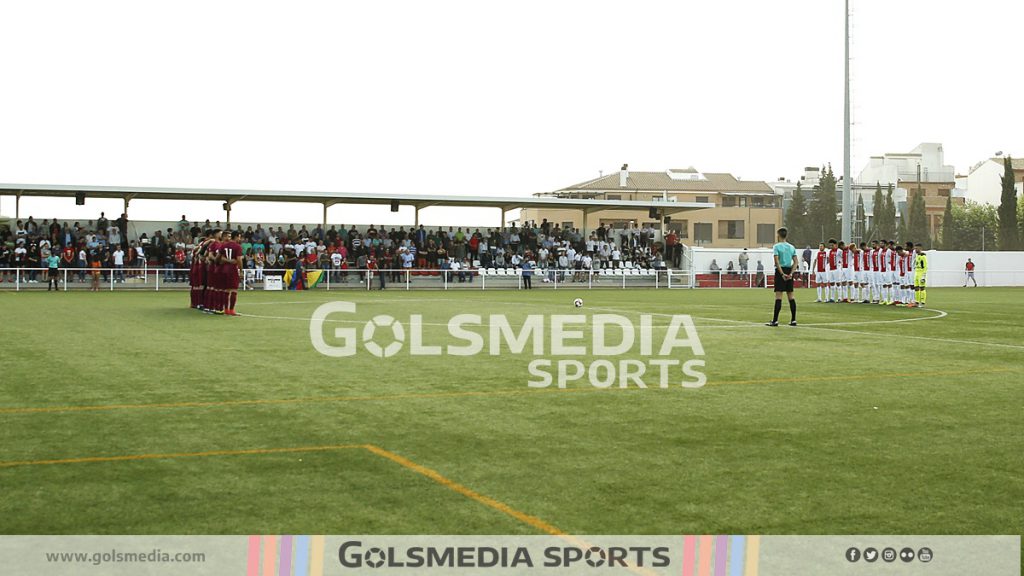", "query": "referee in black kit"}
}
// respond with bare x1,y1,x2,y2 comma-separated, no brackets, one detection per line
767,227,799,327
